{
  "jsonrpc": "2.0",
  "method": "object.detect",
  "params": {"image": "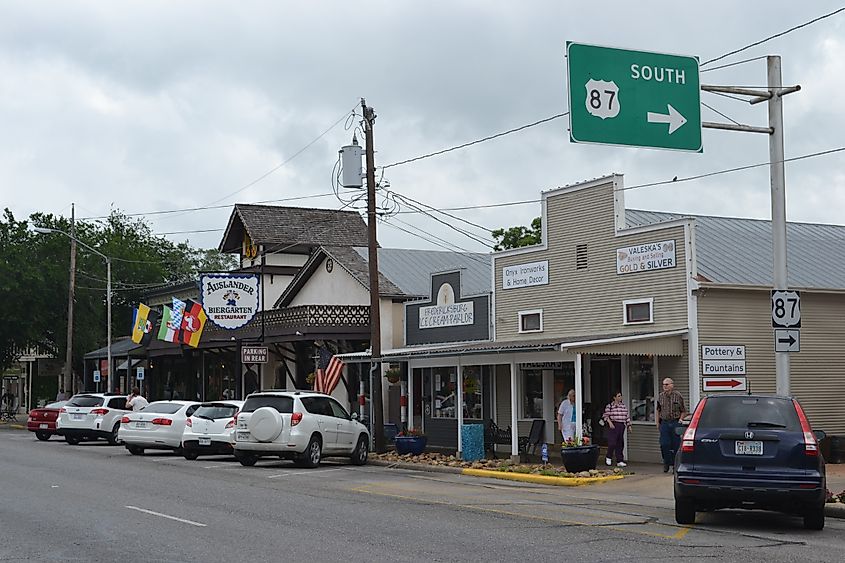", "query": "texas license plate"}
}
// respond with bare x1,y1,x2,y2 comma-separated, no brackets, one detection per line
199,437,211,446
134,421,148,429
735,440,763,455
236,431,250,442
39,423,48,429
